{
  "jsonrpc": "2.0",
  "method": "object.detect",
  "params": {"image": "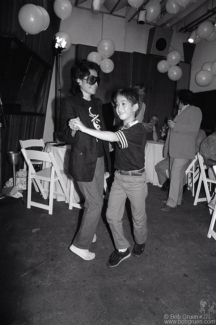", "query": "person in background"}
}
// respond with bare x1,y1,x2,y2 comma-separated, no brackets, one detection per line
199,127,216,210
132,83,146,123
70,88,148,267
155,128,206,192
161,89,202,212
143,115,159,141
60,59,111,261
